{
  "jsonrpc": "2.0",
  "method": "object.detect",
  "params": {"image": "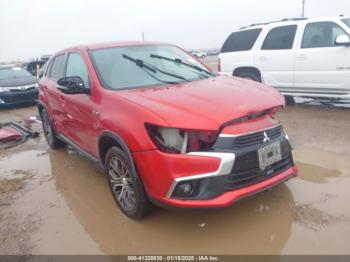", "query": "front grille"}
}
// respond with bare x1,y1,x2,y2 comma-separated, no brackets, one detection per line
10,86,36,92
232,125,283,149
224,153,293,191
2,90,38,103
